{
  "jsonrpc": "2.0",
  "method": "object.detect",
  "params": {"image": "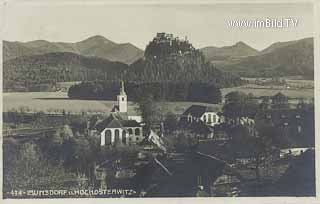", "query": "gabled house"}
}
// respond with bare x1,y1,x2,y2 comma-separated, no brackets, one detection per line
180,105,222,127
